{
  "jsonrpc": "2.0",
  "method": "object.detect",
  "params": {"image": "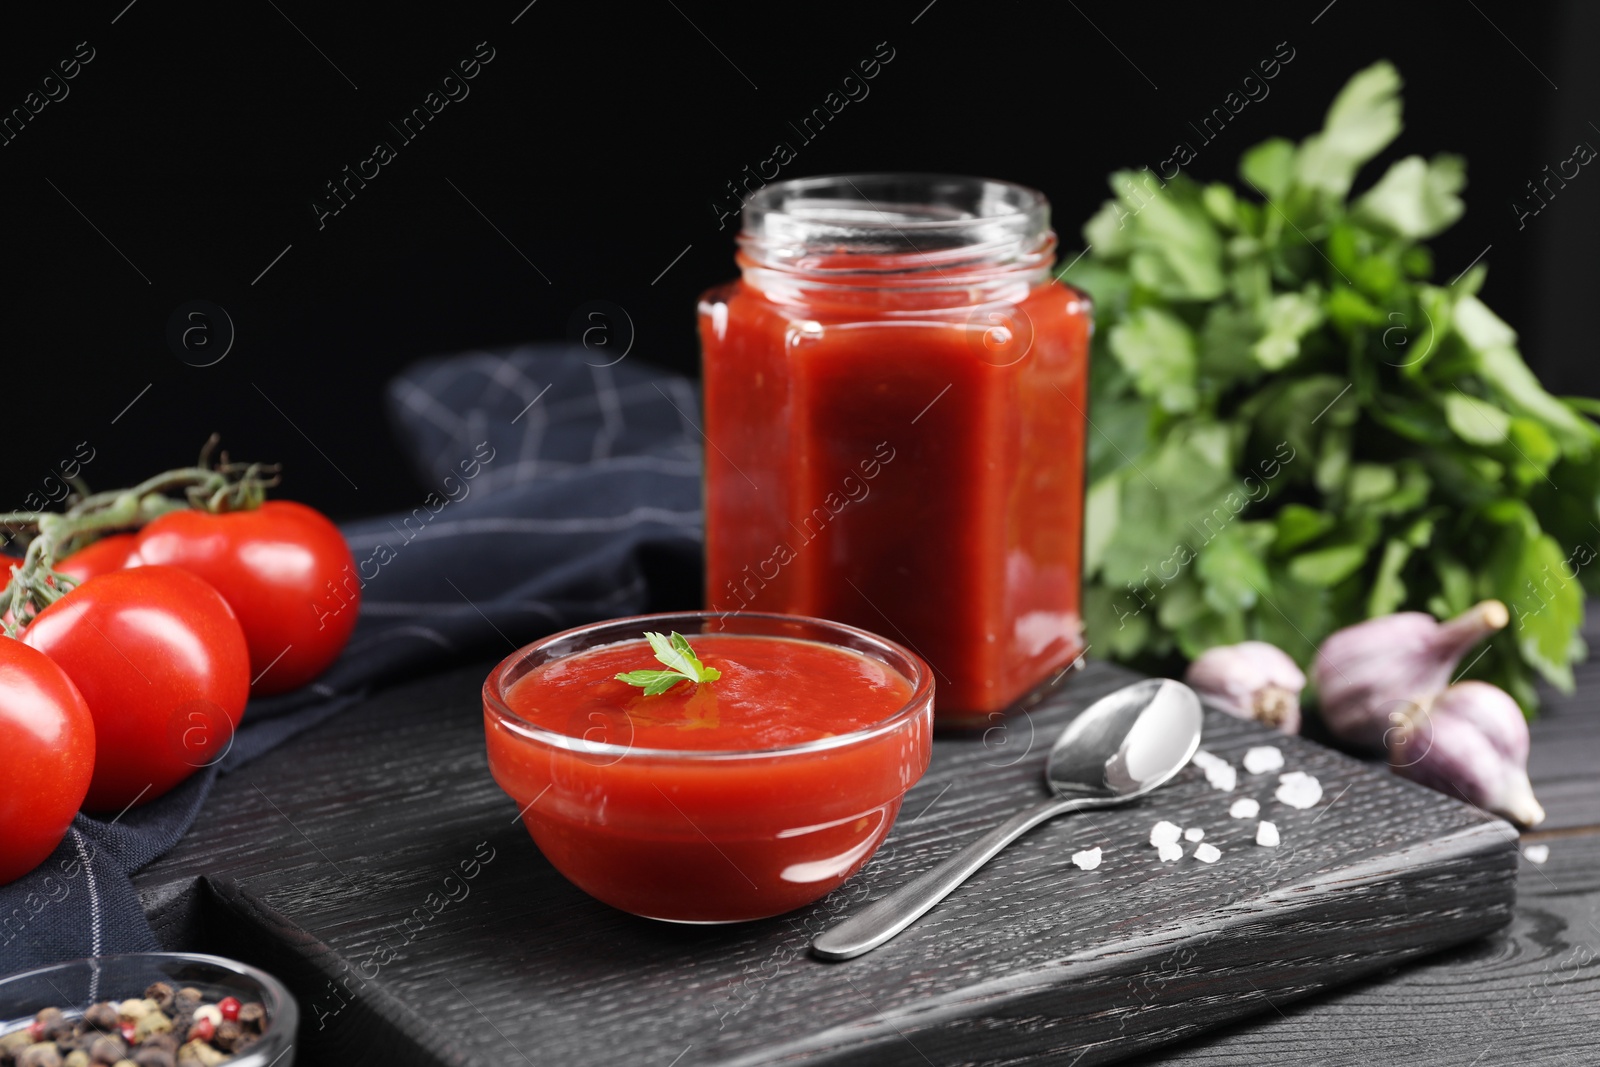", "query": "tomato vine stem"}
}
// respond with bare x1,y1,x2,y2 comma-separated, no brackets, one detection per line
0,437,280,636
